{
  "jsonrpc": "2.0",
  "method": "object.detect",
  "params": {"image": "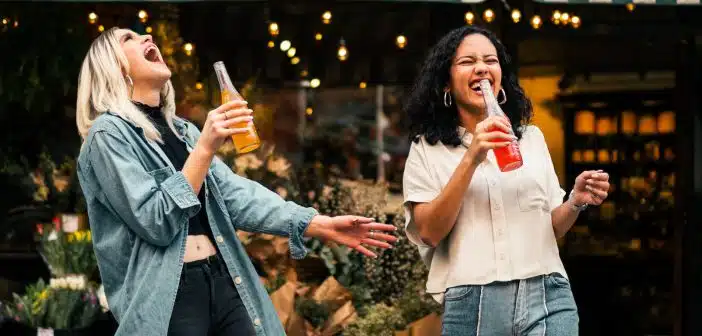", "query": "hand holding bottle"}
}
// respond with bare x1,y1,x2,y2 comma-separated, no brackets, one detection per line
466,116,515,165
